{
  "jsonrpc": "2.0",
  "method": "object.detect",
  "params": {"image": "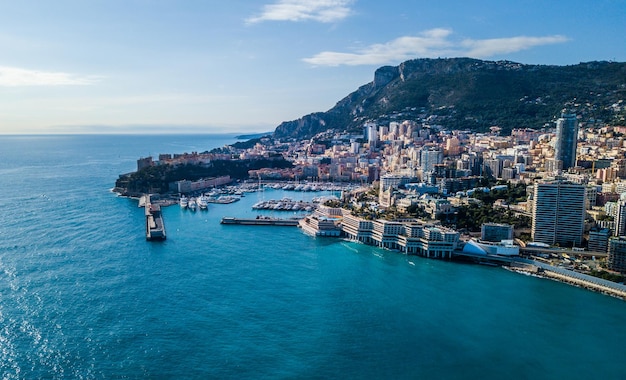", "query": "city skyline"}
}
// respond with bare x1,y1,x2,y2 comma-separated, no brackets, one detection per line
0,0,625,134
